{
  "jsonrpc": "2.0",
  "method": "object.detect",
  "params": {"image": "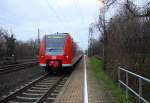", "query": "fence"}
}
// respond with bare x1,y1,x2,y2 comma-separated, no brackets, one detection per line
118,67,150,103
